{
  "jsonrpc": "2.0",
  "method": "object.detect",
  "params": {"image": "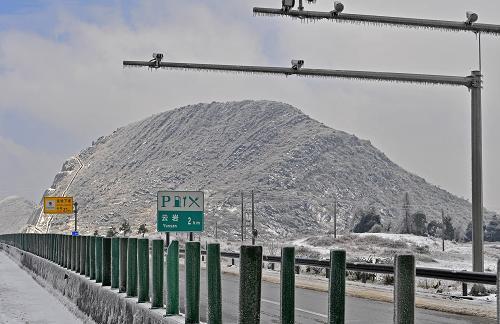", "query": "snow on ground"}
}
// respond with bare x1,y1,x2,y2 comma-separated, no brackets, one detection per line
288,233,499,272
0,251,86,324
